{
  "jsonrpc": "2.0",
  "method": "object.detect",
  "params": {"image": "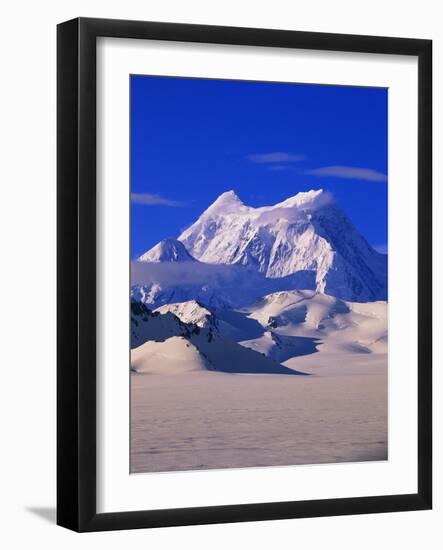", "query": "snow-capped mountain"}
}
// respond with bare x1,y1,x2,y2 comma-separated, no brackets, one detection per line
155,300,216,329
138,238,196,263
177,189,387,302
130,190,388,378
130,299,304,375
130,299,191,348
130,294,387,375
